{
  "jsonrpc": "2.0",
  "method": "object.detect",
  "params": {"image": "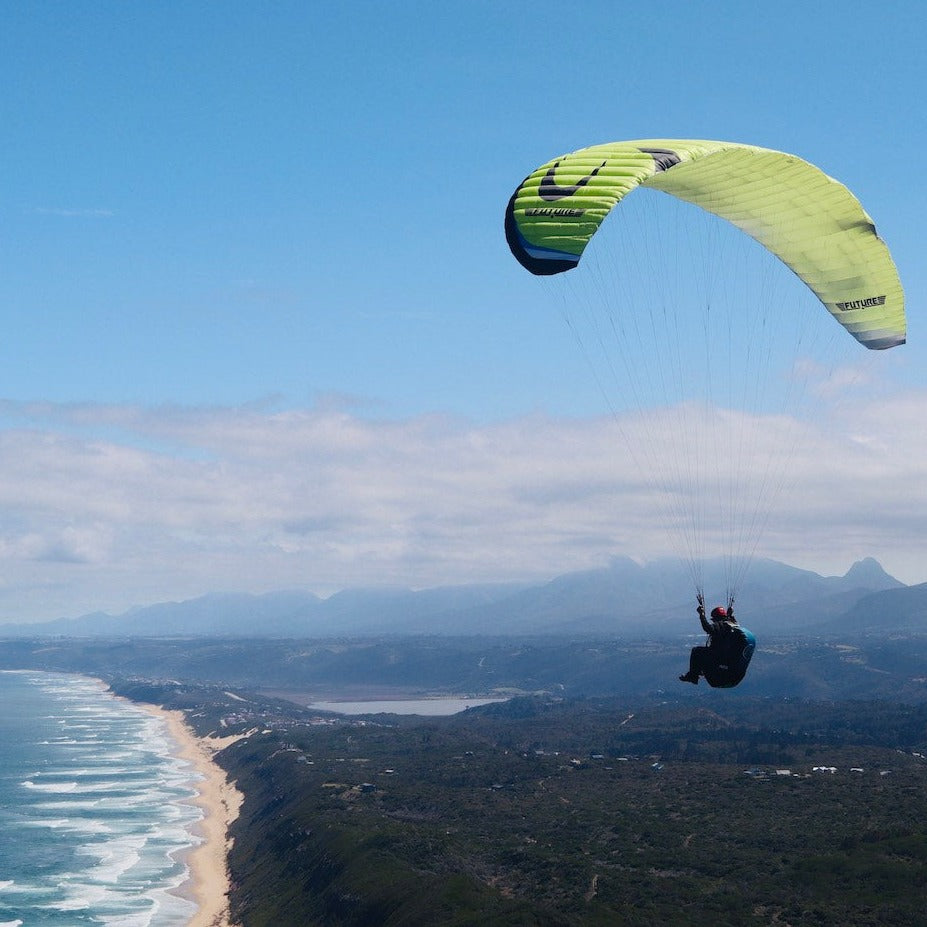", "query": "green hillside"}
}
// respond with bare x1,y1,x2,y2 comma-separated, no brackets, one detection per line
114,682,927,926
